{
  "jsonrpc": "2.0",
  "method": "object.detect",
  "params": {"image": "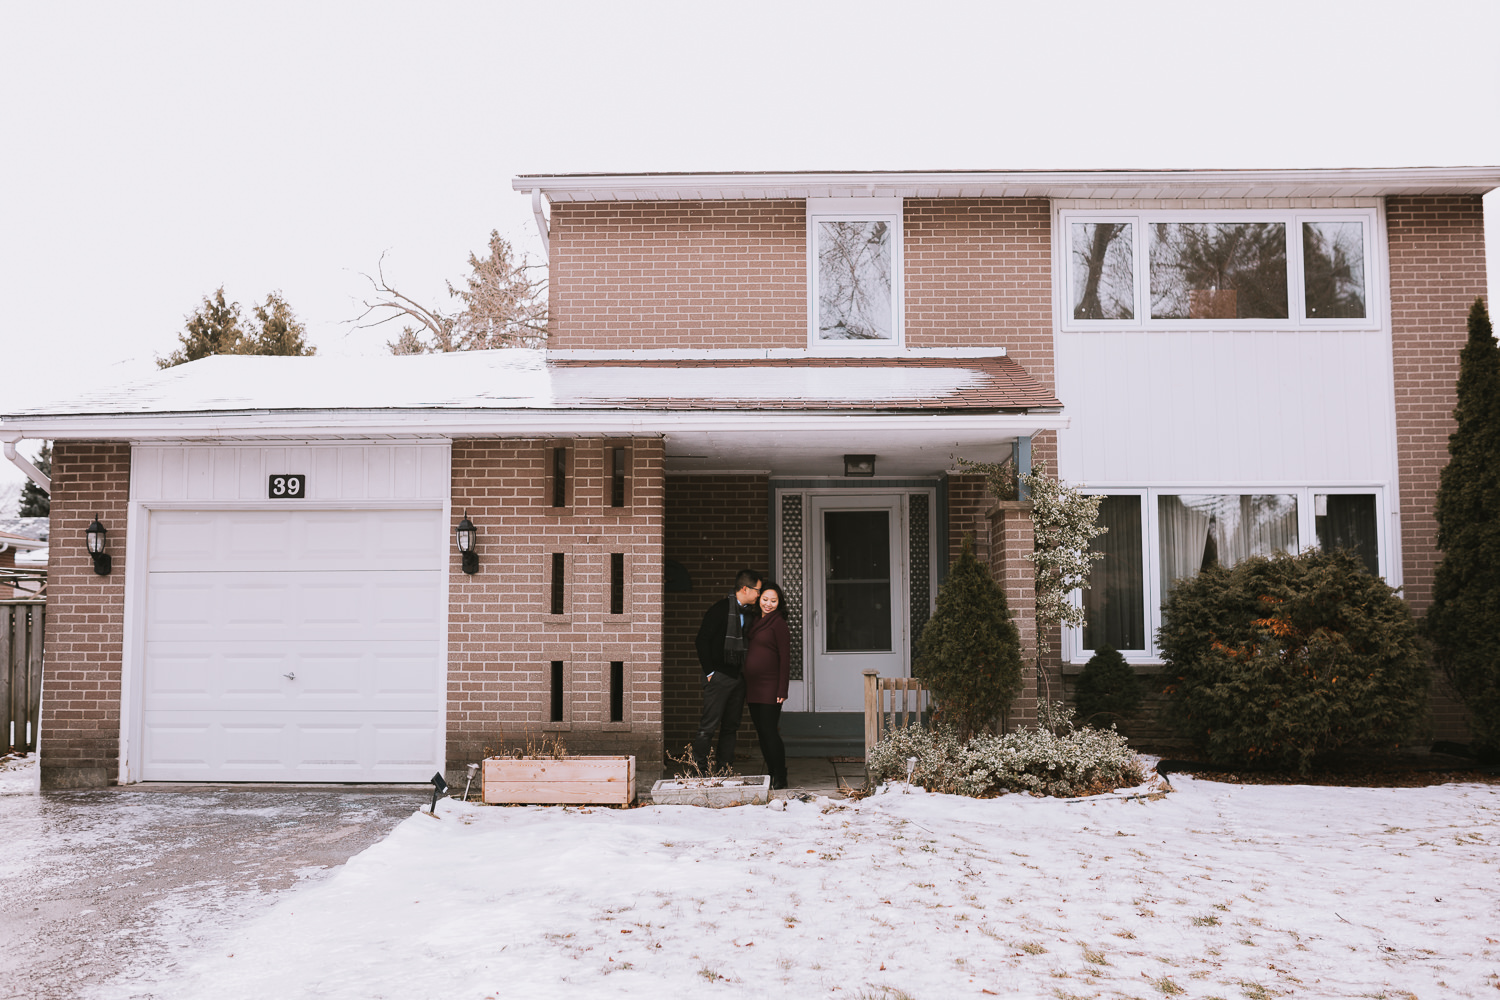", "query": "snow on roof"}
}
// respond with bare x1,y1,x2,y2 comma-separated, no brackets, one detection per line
0,350,1060,419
